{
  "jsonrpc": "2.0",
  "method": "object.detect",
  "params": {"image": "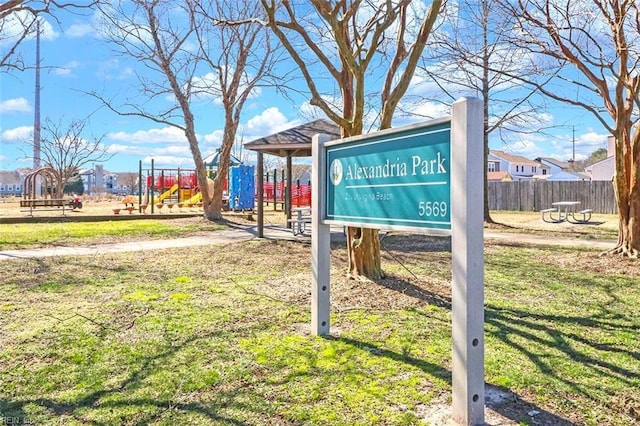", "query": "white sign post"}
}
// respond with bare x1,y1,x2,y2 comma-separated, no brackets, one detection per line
311,133,332,336
450,98,485,425
311,97,484,425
